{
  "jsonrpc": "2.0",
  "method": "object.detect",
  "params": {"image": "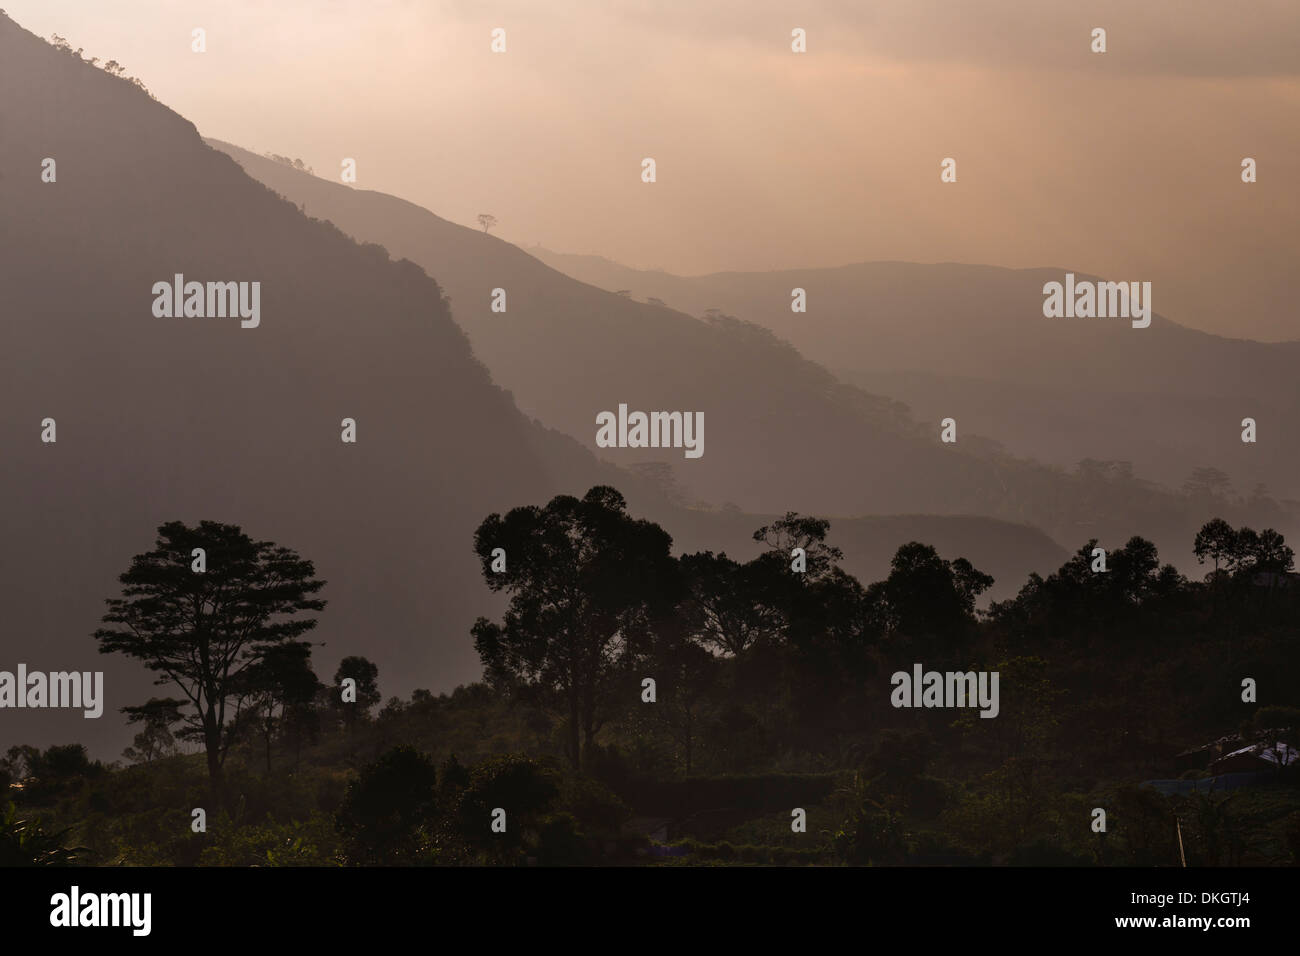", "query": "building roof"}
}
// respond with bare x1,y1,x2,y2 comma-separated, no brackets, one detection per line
1211,741,1297,769
1178,729,1293,759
